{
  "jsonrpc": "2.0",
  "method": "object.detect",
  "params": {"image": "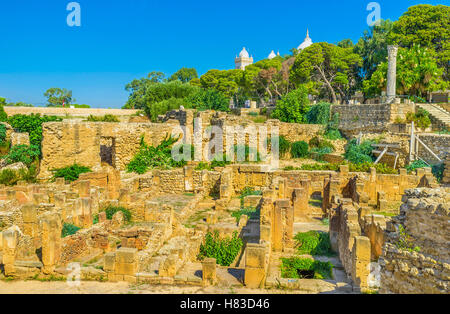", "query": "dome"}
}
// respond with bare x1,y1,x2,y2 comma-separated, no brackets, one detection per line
268,50,276,59
239,47,250,58
298,29,313,51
